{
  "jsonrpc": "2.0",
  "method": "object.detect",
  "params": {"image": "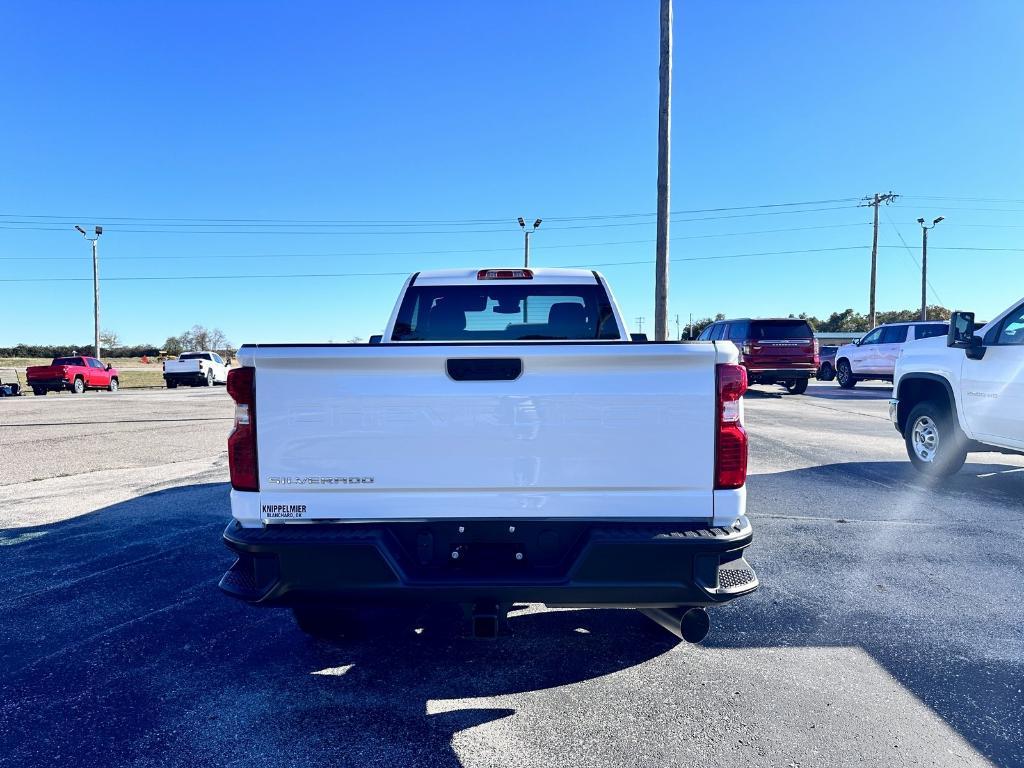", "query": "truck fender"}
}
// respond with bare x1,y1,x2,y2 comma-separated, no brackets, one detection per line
894,373,963,436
